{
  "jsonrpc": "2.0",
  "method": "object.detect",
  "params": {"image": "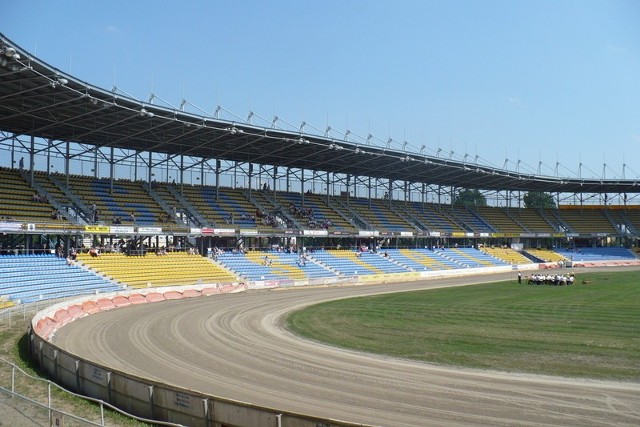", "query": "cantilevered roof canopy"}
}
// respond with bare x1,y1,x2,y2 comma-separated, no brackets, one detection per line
1,33,638,194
